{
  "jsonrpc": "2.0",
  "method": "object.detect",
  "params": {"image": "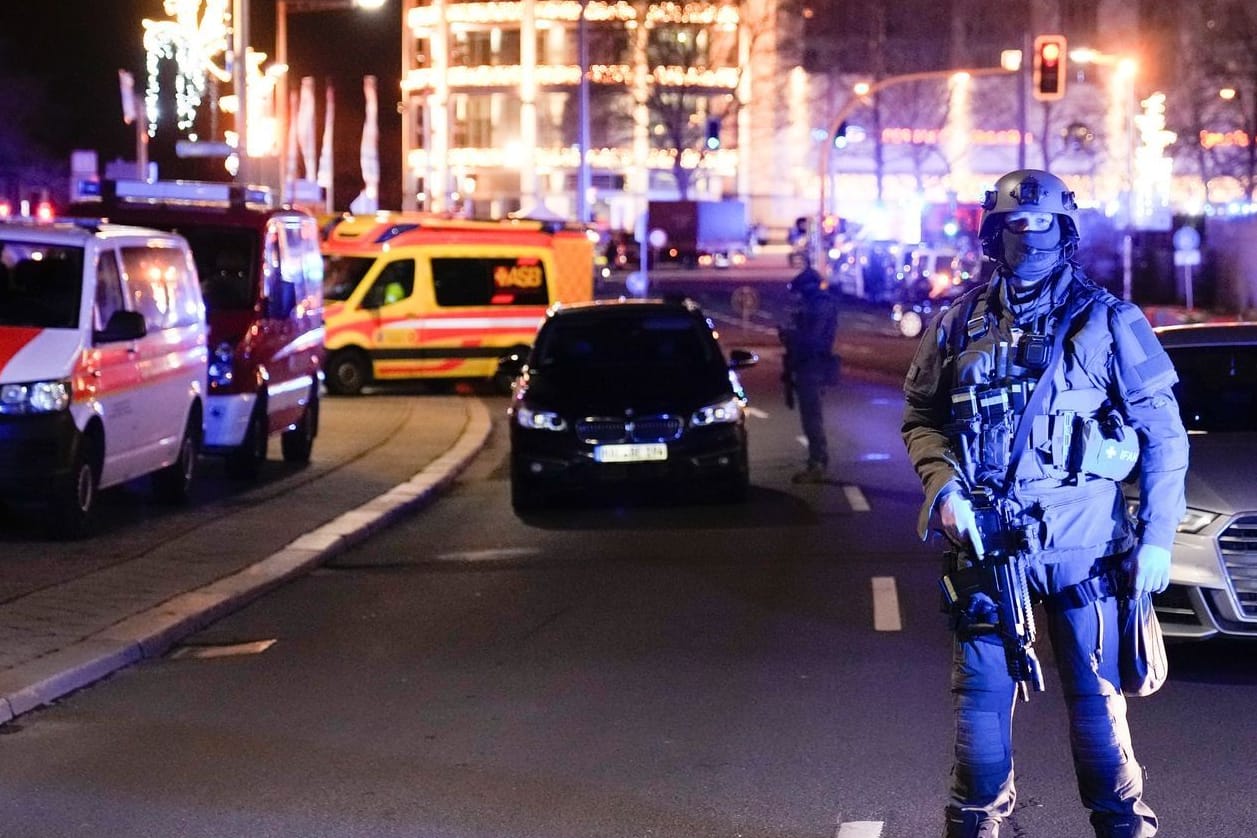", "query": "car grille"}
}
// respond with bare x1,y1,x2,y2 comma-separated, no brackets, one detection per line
576,415,684,444
1219,514,1257,618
